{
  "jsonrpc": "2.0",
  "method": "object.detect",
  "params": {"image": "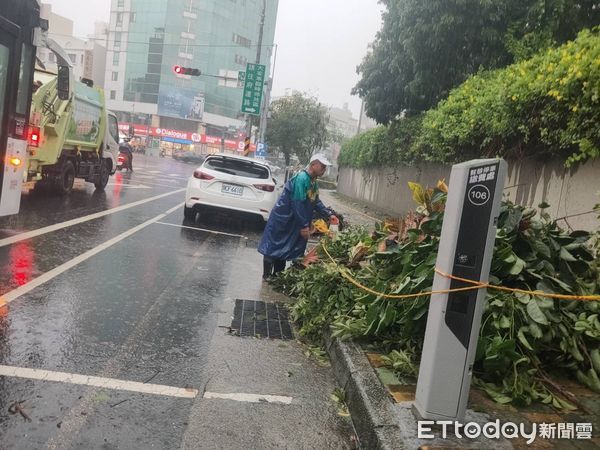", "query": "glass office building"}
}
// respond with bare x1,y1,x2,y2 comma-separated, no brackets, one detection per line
104,0,278,137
